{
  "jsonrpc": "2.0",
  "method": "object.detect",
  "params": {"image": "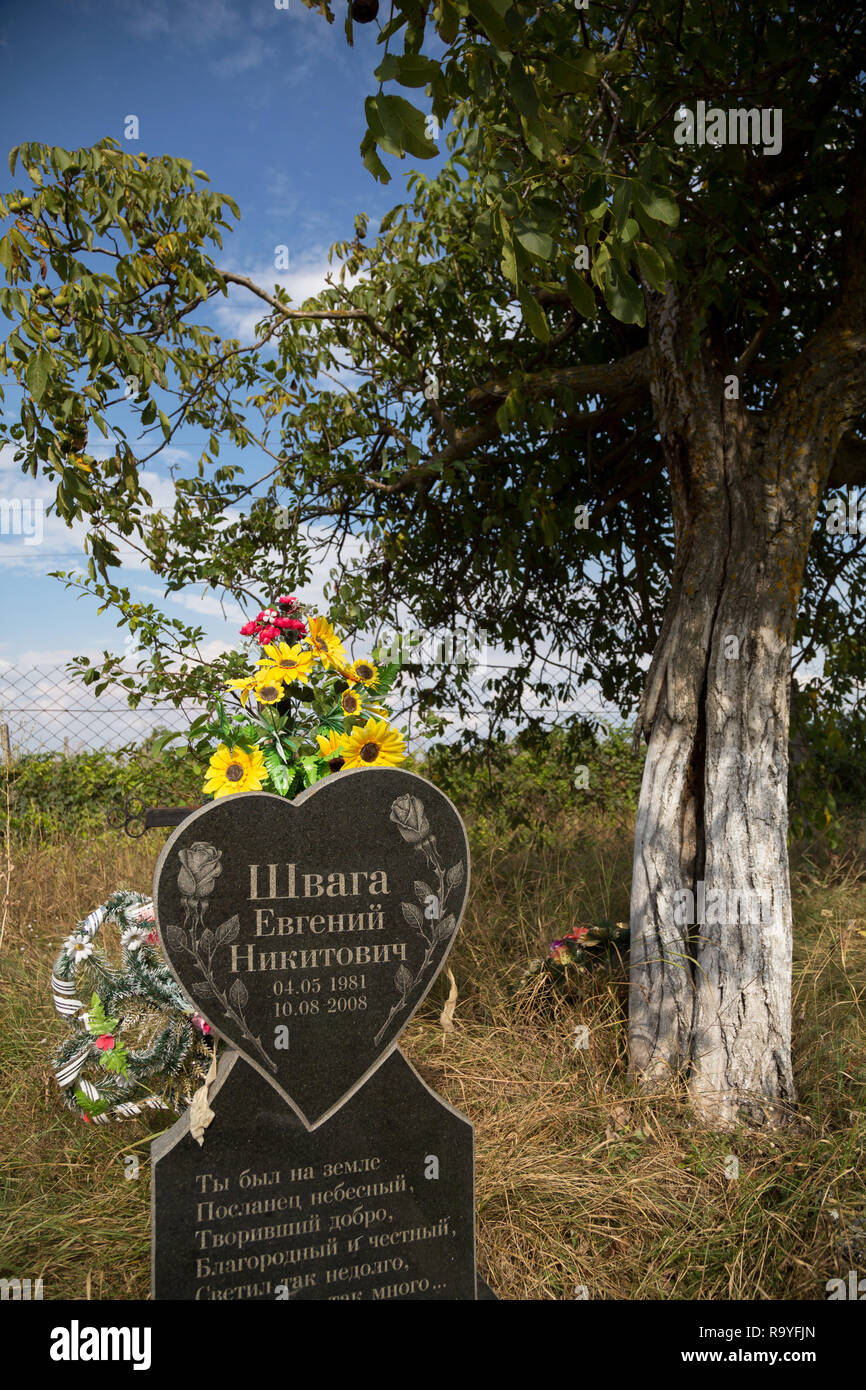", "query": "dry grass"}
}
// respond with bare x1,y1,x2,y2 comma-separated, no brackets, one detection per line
1,811,864,1300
